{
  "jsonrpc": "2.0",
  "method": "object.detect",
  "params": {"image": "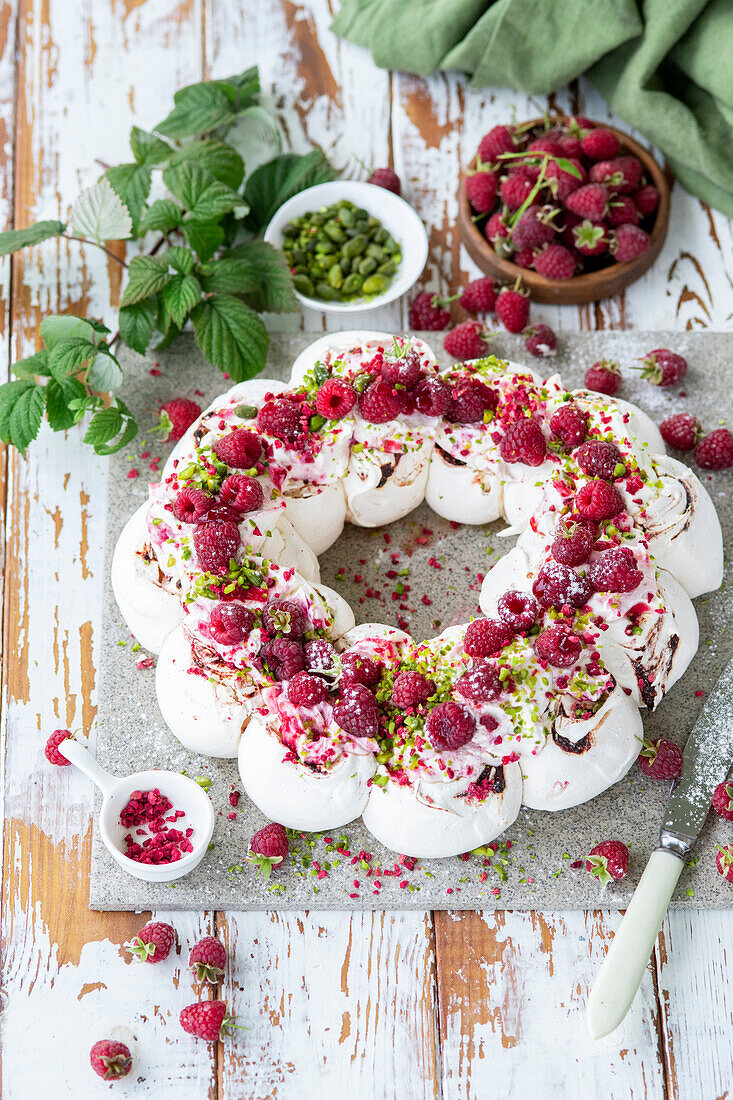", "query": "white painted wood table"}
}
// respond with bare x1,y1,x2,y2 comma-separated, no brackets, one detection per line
1,3,732,1096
